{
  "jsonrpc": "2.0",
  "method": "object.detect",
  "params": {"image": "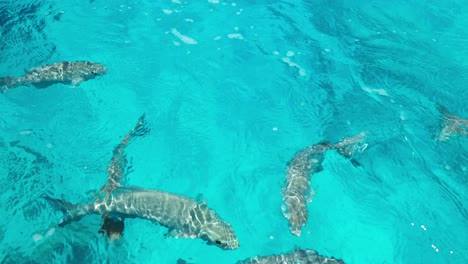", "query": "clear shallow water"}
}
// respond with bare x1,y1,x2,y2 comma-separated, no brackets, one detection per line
0,0,467,263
